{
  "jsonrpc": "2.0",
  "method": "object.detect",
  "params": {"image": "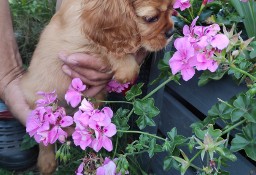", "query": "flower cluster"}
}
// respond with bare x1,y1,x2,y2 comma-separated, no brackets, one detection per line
107,80,130,93
26,91,73,146
169,16,229,81
72,98,117,152
26,77,117,151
